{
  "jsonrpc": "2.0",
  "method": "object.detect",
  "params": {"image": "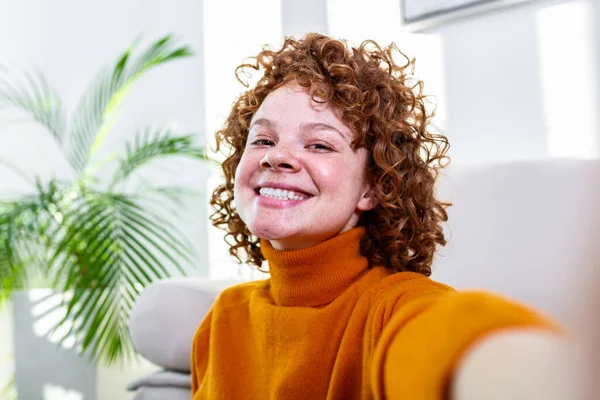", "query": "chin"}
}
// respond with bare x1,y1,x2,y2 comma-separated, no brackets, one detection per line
247,222,294,242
